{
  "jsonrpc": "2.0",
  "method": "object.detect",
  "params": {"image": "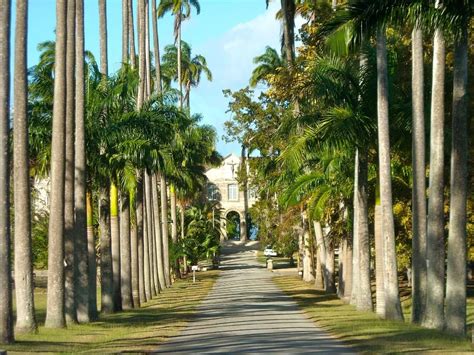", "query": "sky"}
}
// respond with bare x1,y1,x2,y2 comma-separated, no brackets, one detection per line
12,0,298,156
